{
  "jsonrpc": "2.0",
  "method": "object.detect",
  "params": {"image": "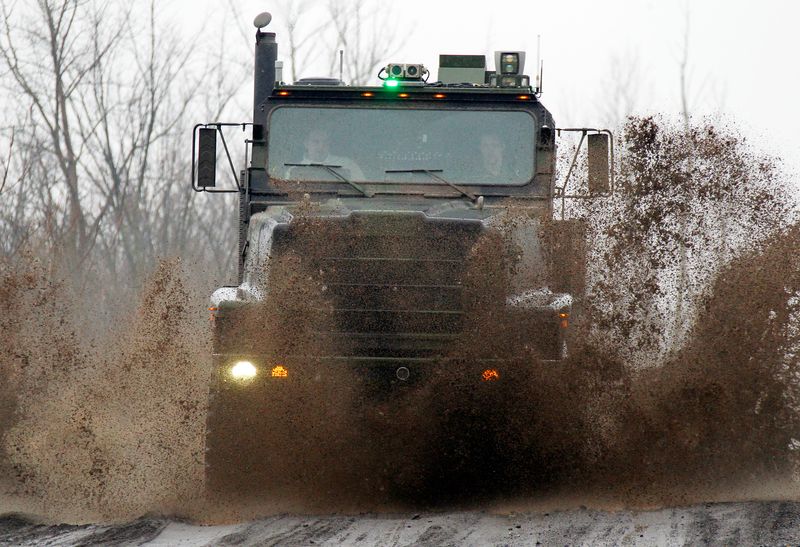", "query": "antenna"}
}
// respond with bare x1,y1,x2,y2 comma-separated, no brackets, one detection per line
339,50,344,83
539,61,544,95
535,34,541,92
